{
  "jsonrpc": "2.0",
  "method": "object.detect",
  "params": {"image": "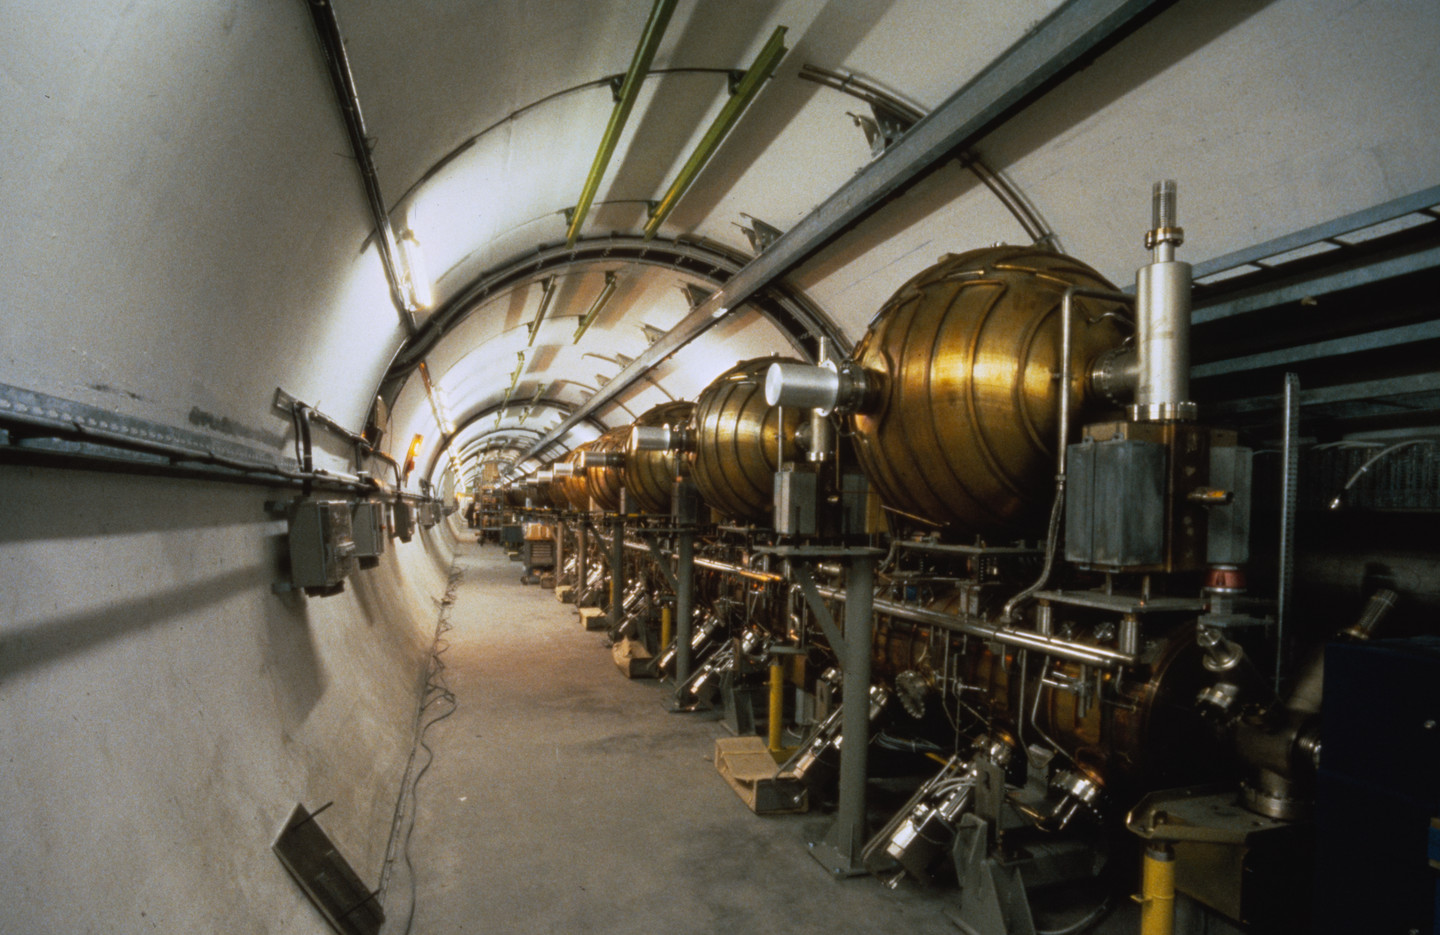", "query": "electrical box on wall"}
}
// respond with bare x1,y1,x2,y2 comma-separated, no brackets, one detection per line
350,500,387,569
393,501,415,542
273,500,357,597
